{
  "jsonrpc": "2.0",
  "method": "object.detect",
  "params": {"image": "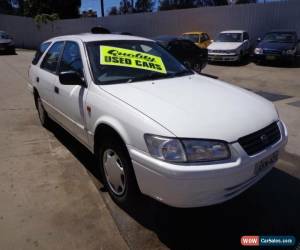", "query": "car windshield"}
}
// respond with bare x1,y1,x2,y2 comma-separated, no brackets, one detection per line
0,32,9,39
182,34,199,43
86,40,192,85
216,33,242,42
263,32,296,43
